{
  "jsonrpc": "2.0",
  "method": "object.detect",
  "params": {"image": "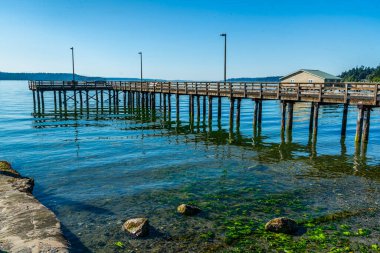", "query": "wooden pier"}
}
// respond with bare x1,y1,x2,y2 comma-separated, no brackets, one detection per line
29,80,379,151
